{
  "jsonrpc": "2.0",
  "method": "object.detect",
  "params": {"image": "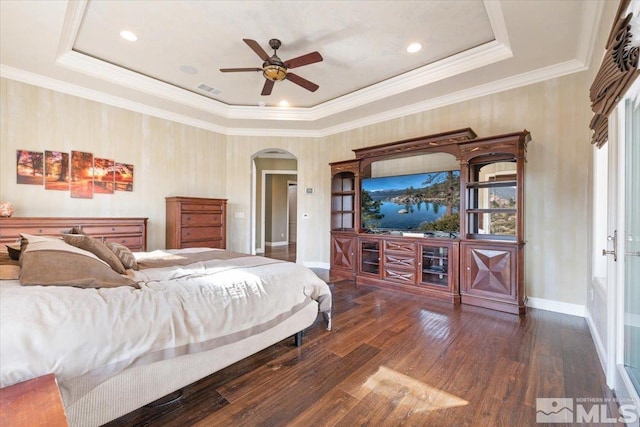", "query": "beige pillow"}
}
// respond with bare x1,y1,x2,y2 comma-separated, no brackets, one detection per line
62,234,126,274
19,234,139,289
105,241,138,270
